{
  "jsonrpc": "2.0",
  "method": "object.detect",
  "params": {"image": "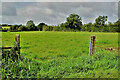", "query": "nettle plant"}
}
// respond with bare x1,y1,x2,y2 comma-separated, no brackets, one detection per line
2,42,20,61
